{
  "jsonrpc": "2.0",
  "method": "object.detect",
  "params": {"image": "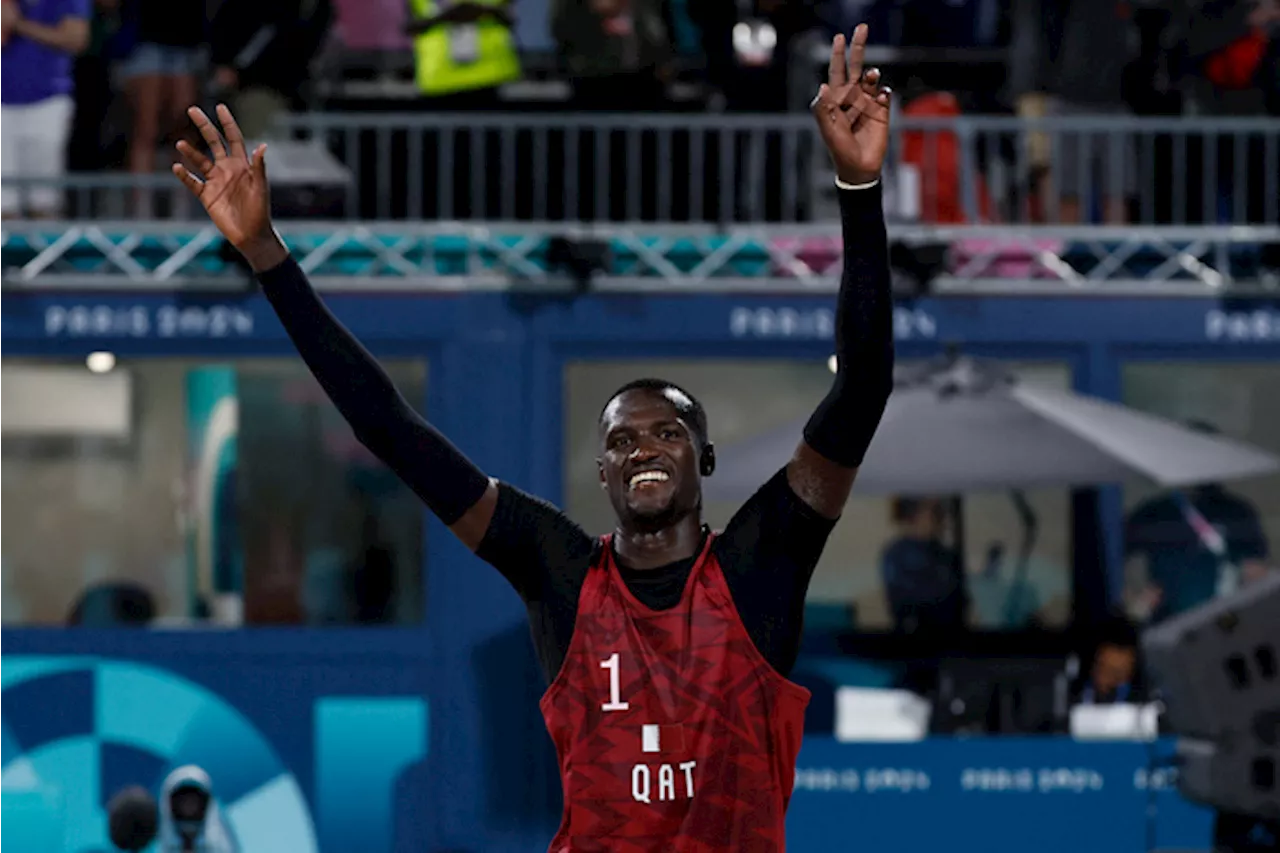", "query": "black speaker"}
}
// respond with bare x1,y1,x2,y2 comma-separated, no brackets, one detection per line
1142,572,1280,819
